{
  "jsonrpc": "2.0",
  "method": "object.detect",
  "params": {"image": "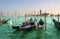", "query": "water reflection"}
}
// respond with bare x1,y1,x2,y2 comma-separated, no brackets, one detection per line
11,28,36,39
